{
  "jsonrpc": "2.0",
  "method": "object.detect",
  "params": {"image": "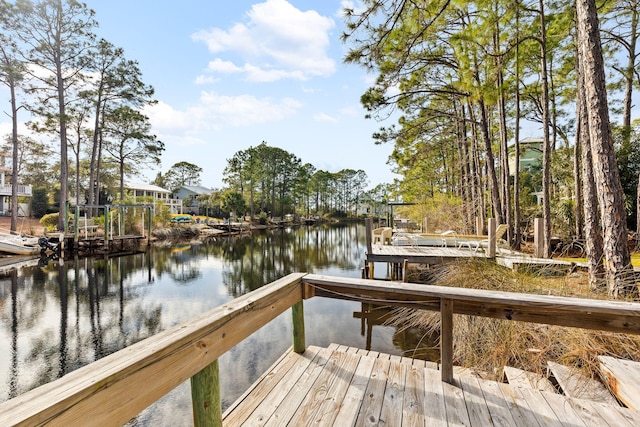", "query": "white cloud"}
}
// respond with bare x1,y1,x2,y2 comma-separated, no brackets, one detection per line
194,75,220,85
314,112,339,123
206,59,243,74
192,0,335,82
339,105,361,117
145,93,302,132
